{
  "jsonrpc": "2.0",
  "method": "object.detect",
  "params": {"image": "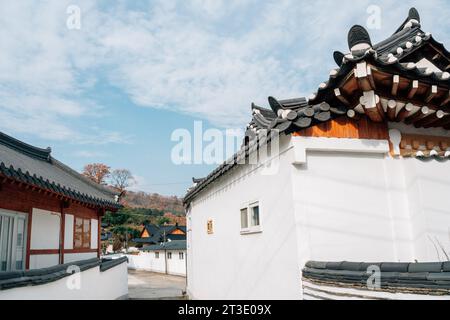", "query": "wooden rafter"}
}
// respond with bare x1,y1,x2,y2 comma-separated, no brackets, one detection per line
407,80,419,99
387,100,397,121
415,110,446,128
334,88,351,106
405,106,432,125
391,75,400,96
425,85,438,103
396,103,415,122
